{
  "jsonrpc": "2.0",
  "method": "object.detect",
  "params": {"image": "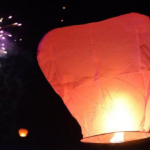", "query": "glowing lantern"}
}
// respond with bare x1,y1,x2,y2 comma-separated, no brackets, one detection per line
18,128,28,137
37,13,150,143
